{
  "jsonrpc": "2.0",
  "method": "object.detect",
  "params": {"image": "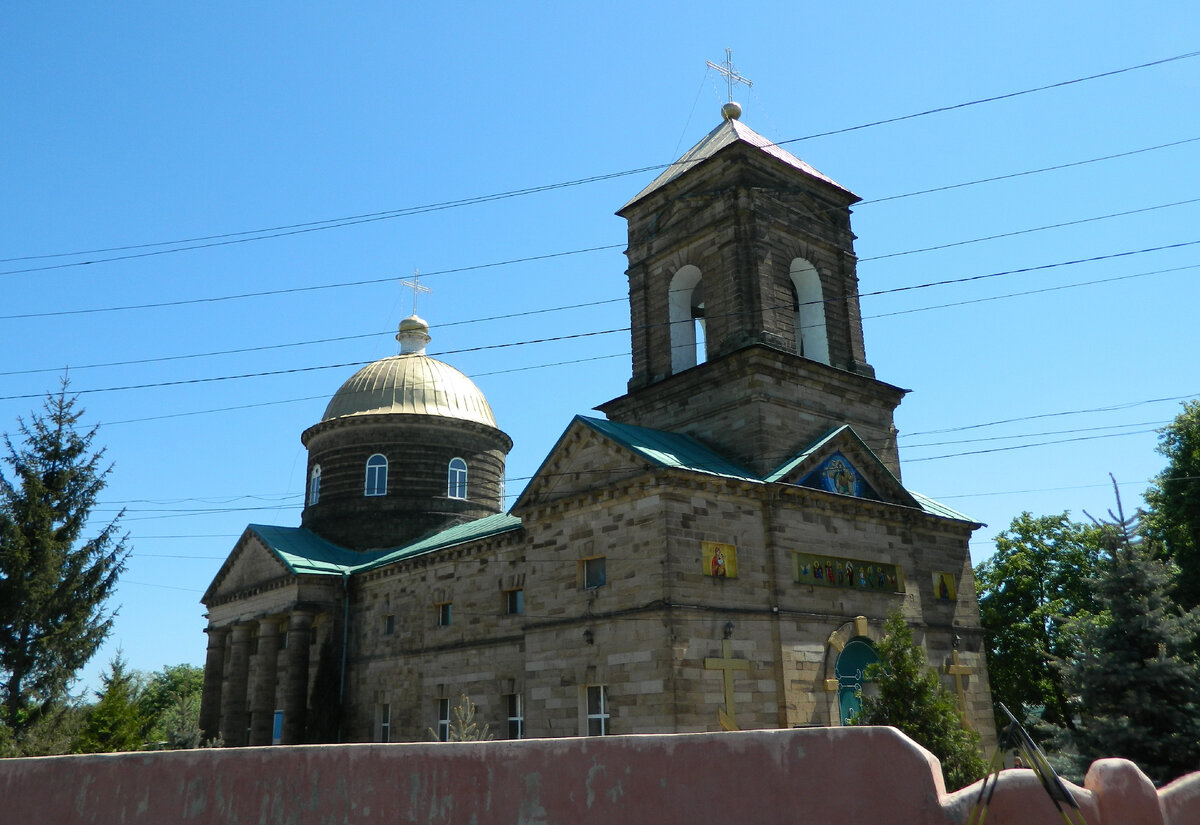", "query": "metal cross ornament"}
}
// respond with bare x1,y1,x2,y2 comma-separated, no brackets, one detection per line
400,270,431,315
706,48,753,103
